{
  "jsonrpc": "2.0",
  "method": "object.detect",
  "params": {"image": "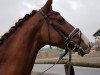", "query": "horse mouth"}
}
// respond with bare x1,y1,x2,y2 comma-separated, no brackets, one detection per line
78,47,91,56
78,49,86,56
